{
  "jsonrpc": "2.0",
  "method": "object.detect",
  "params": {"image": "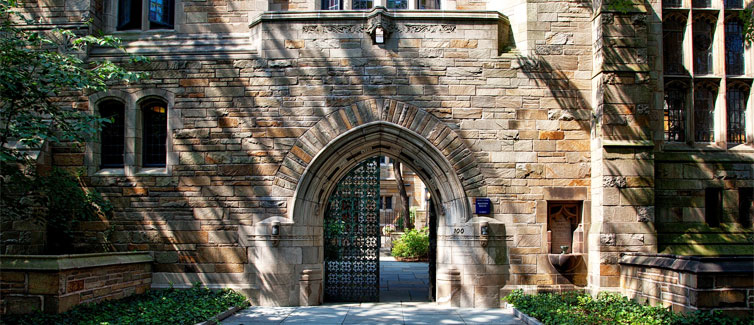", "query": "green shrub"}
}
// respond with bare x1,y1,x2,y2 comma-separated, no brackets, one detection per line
1,285,248,325
504,289,754,325
391,227,429,258
0,166,113,254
